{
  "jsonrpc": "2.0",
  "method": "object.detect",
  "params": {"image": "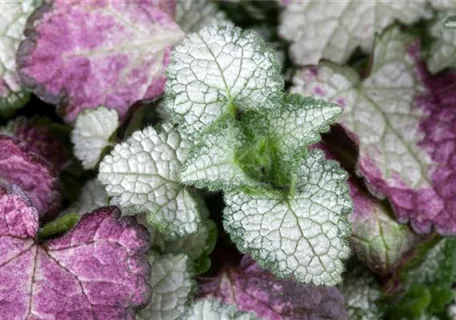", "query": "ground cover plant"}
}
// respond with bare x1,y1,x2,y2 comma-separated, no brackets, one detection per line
1,0,456,319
